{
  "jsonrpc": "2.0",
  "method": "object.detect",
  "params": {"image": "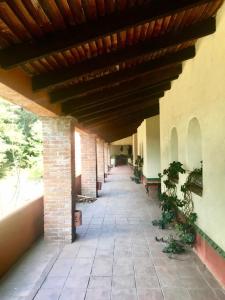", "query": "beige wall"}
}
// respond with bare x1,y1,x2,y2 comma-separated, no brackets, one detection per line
137,115,160,178
0,198,44,277
111,136,132,145
110,145,131,156
132,133,138,165
160,3,225,251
